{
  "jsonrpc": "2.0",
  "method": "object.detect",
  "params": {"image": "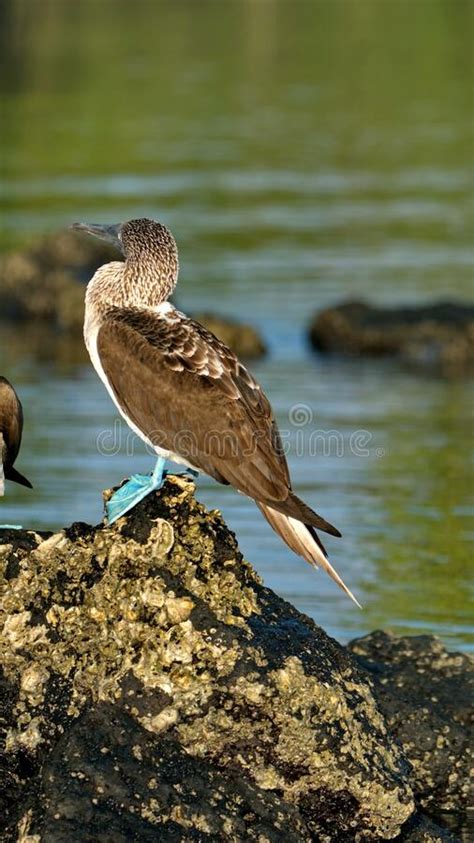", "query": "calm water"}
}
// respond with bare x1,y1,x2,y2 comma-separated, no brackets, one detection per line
0,0,473,652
